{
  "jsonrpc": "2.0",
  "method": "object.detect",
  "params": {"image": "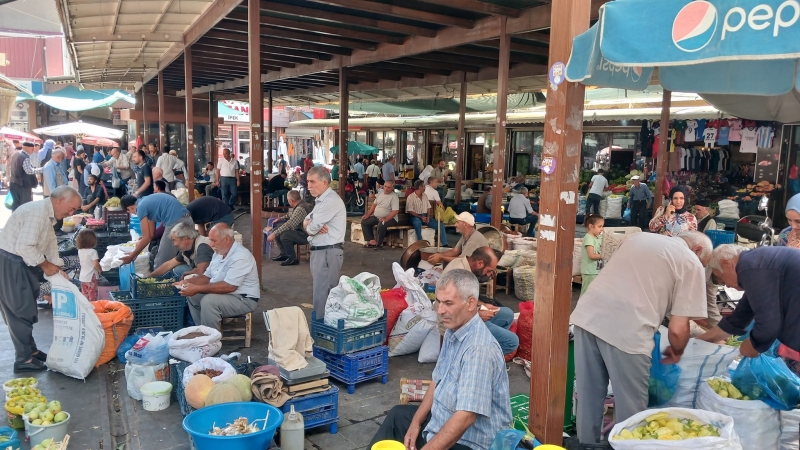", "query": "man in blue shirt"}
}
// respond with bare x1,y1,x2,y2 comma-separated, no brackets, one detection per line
354,157,365,181
119,193,193,267
382,155,396,185
627,175,652,230
369,269,511,450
